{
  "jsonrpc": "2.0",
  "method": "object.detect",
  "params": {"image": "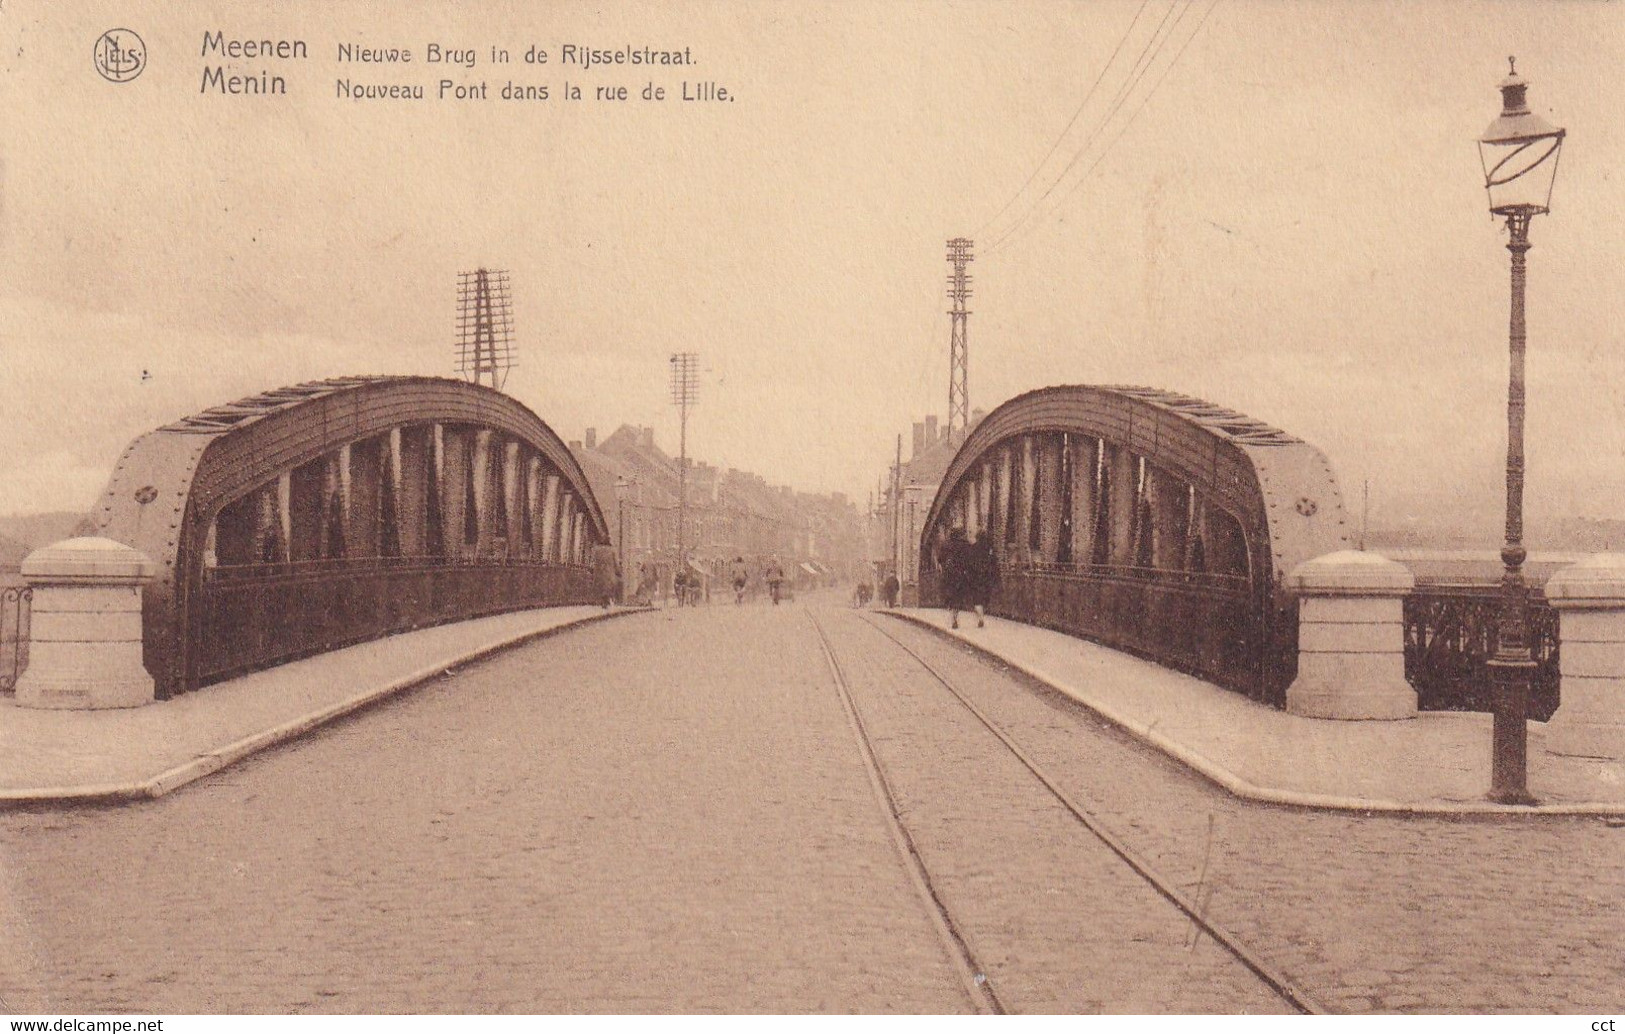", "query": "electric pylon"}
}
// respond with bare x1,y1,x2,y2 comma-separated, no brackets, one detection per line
455,268,515,391
946,238,973,438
